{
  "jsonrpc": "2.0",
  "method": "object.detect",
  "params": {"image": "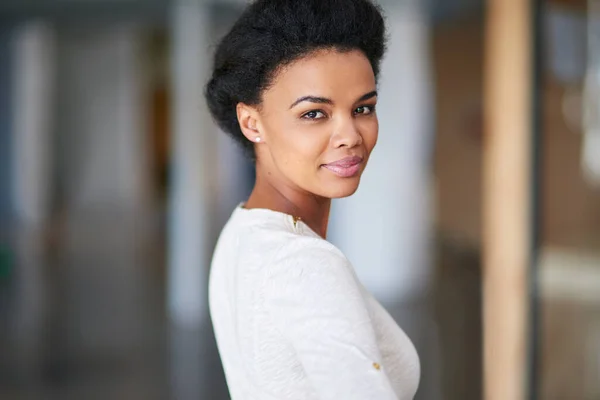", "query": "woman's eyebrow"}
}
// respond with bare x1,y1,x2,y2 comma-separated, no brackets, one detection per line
289,96,333,109
289,90,378,110
357,90,378,102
